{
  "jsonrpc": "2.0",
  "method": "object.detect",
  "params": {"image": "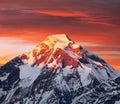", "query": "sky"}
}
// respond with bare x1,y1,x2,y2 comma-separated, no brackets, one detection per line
0,0,120,71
